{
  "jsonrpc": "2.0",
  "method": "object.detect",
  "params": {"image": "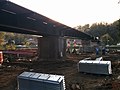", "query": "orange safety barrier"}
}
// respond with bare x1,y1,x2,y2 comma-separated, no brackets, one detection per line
0,51,3,65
